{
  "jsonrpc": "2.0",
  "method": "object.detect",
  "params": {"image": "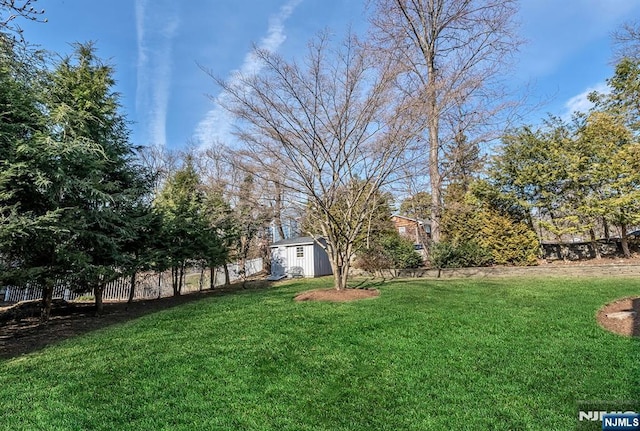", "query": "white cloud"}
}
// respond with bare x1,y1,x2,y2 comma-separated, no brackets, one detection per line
195,0,302,149
563,82,609,118
135,0,180,148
